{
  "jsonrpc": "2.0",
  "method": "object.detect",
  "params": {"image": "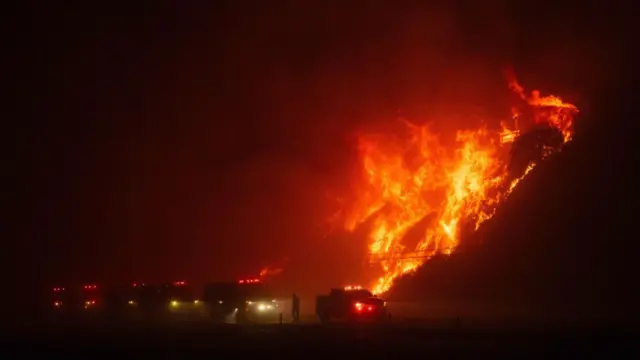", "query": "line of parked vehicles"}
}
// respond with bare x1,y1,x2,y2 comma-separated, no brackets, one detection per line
50,278,281,324
50,280,389,324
